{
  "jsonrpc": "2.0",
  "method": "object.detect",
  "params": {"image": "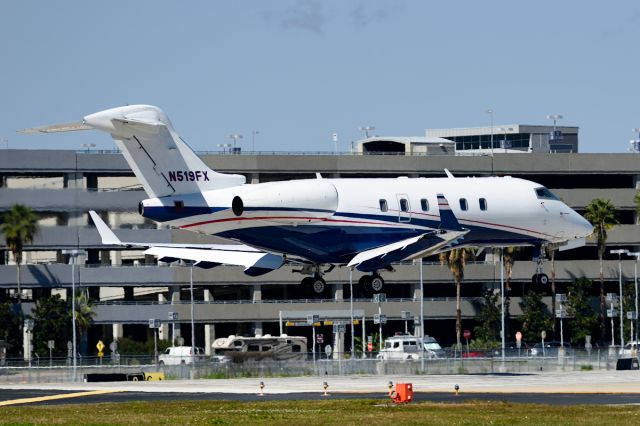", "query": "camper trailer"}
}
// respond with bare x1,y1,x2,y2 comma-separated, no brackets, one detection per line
212,334,307,362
